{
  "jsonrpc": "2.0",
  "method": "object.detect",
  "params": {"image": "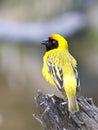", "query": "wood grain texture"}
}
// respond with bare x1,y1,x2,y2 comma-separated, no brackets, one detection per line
33,91,98,130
